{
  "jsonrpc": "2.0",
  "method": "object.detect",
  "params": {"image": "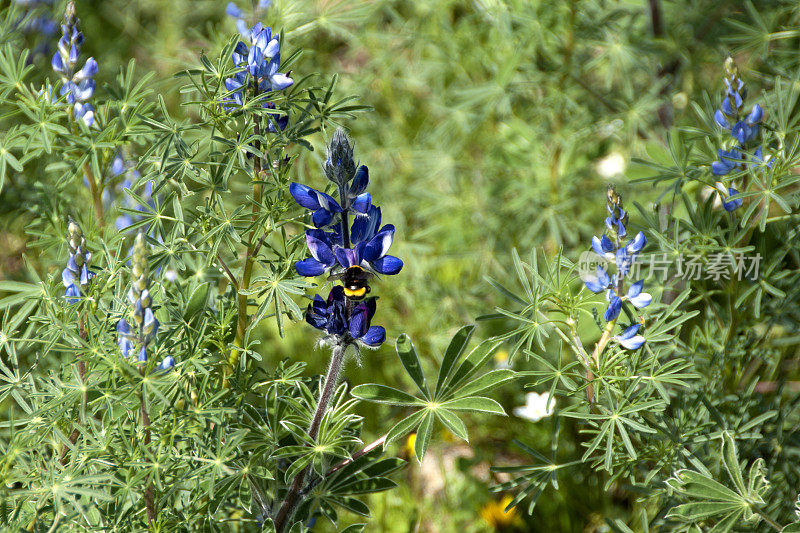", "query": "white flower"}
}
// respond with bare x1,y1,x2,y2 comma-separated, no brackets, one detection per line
513,392,554,422
596,152,626,179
